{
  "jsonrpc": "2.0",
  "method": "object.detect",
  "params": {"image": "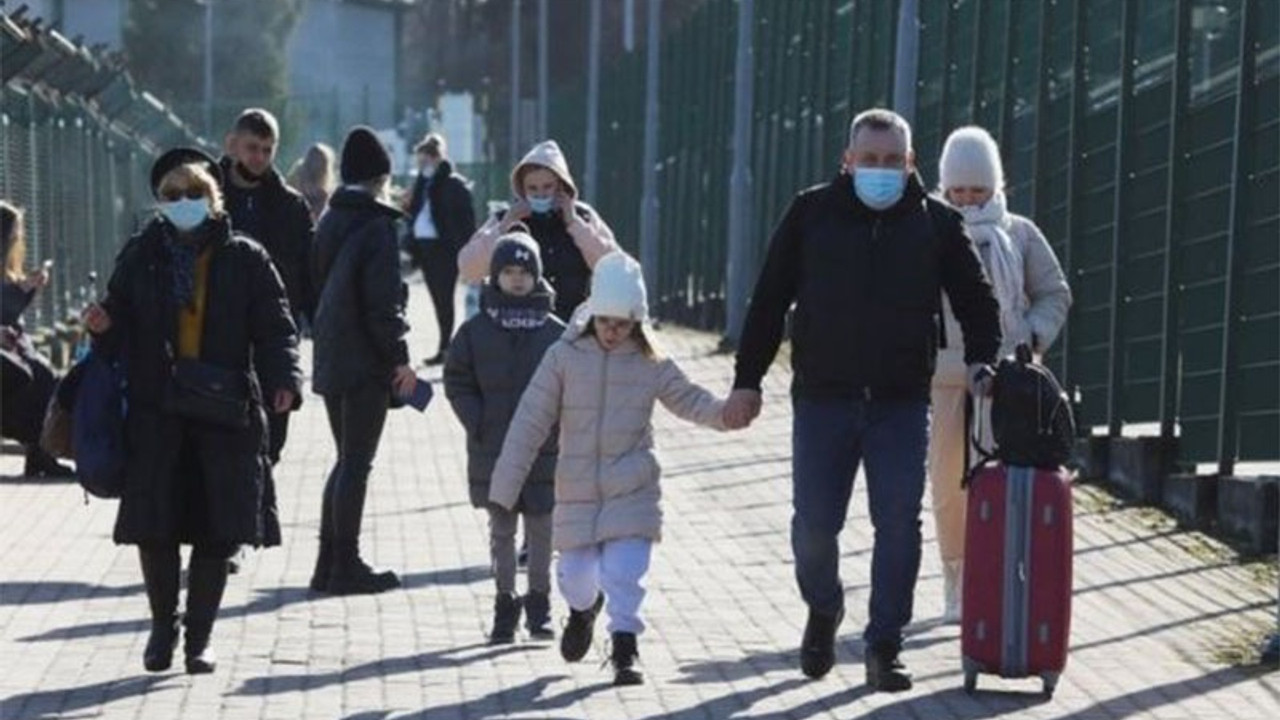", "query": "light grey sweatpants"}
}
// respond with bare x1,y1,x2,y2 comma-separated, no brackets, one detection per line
487,506,552,595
